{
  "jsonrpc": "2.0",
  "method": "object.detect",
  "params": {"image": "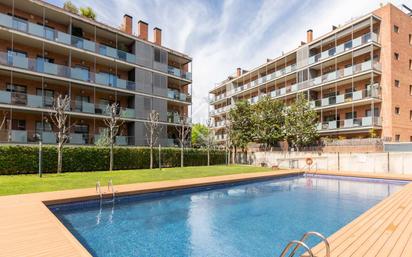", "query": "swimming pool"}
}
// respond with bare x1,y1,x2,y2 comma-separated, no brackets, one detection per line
50,174,407,257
